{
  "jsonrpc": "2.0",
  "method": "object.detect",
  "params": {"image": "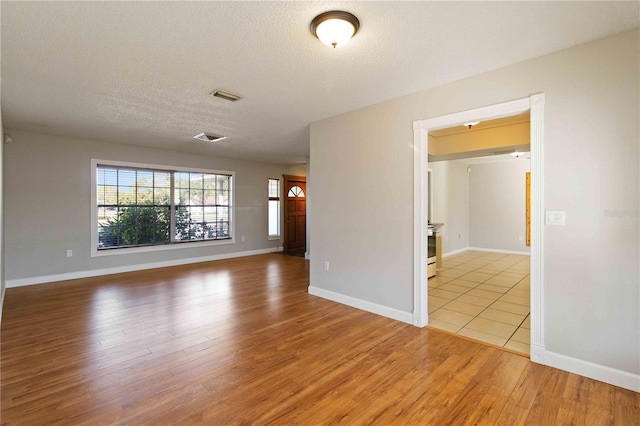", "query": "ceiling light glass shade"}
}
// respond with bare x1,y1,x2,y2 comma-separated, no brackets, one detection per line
315,19,355,47
463,121,480,128
511,151,526,158
311,11,360,48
